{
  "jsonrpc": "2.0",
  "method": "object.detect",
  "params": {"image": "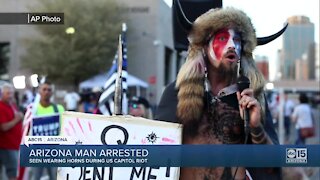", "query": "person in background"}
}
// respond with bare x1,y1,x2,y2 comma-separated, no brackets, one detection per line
23,88,34,105
64,90,80,111
283,93,295,142
79,93,96,113
92,87,103,114
14,91,20,109
291,93,313,145
129,96,153,119
0,83,23,180
27,81,64,180
267,92,279,127
155,4,285,179
20,94,29,113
